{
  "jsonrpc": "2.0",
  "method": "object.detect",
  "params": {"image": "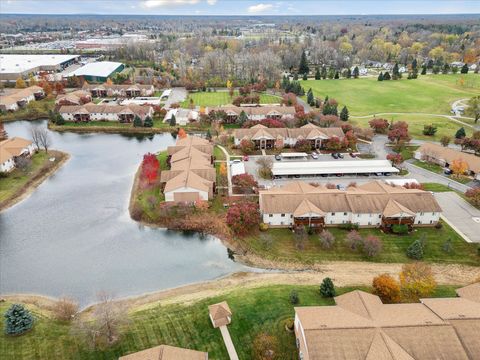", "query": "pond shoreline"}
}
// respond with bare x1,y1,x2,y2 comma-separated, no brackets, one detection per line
0,150,70,212
49,122,207,135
